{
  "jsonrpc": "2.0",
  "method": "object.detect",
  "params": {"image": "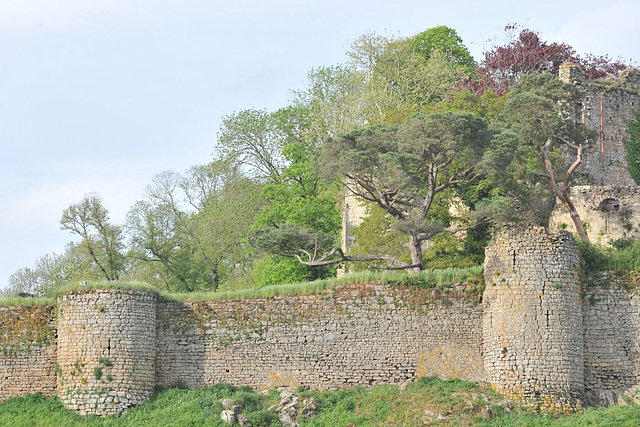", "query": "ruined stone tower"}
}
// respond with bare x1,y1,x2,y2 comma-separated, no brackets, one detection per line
483,224,584,412
57,289,157,415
